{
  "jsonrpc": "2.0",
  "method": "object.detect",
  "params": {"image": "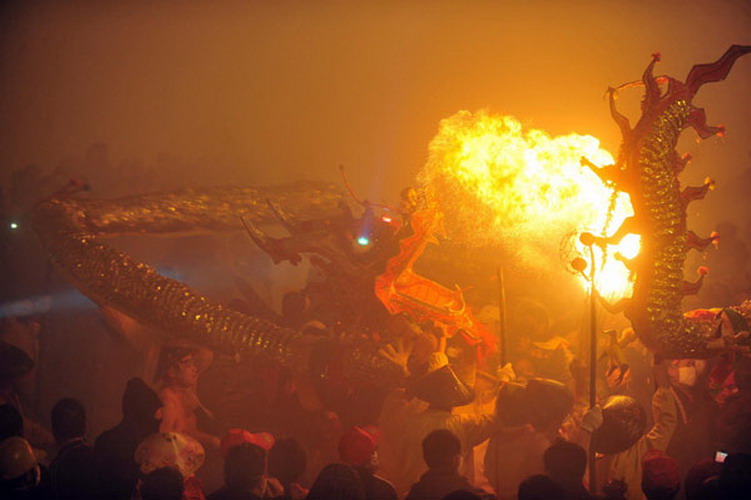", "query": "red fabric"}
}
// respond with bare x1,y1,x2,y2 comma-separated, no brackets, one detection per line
220,429,275,458
338,426,378,466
